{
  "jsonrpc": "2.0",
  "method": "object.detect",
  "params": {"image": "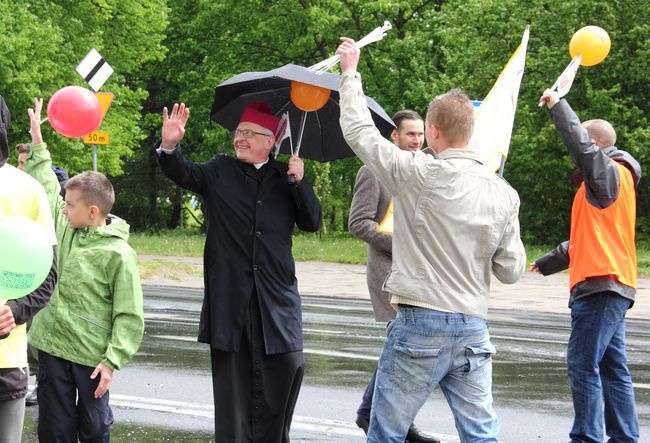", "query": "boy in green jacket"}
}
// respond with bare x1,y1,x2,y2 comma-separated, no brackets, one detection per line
24,98,144,442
